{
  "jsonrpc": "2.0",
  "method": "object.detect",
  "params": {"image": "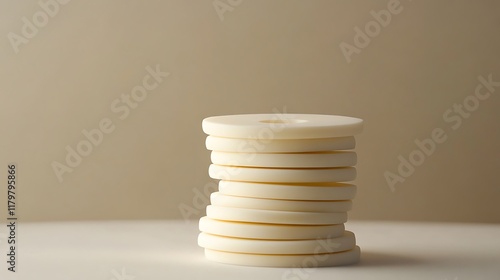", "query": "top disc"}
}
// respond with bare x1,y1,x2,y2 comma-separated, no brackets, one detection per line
202,114,363,139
